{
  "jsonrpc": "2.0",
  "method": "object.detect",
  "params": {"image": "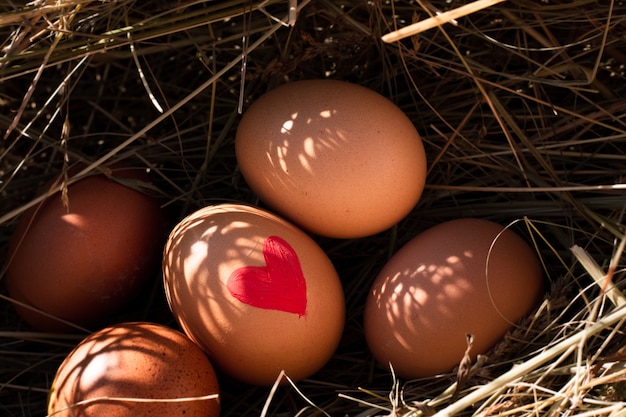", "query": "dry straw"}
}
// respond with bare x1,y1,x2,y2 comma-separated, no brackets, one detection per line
382,0,507,42
1,0,625,416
